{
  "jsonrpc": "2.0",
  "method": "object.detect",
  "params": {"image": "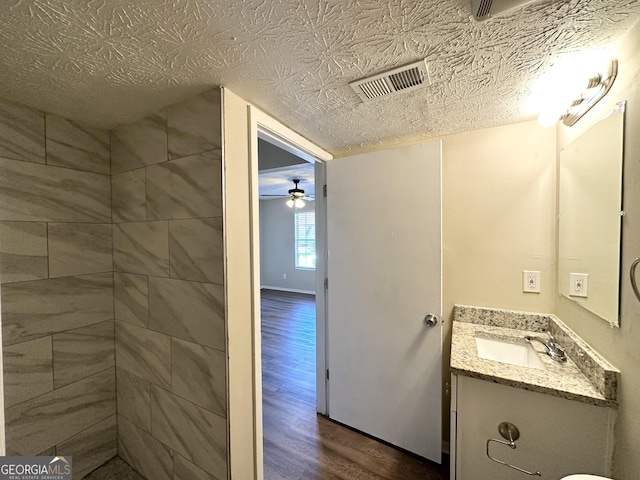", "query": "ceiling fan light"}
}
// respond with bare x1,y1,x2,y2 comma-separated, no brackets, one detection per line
294,198,305,208
286,198,295,208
